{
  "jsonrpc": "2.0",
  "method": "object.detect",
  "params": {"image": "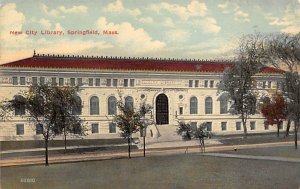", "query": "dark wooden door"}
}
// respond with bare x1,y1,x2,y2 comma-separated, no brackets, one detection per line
156,94,169,125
